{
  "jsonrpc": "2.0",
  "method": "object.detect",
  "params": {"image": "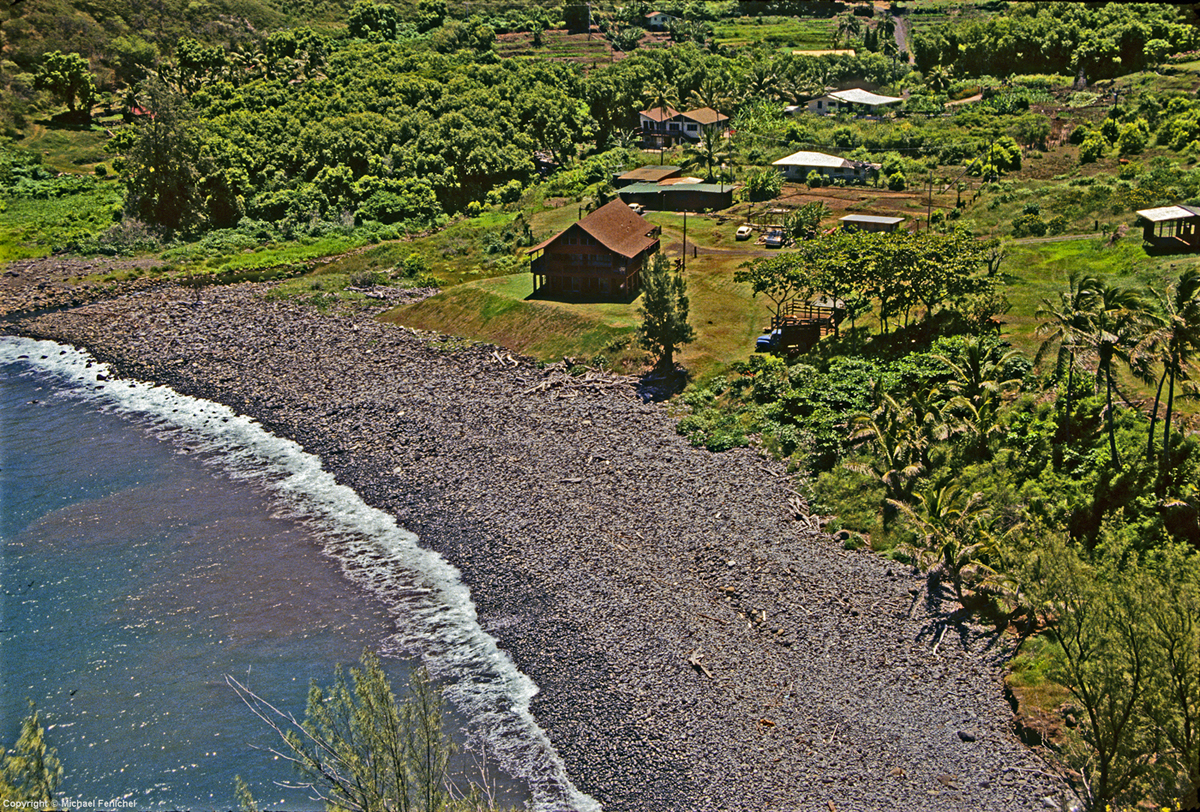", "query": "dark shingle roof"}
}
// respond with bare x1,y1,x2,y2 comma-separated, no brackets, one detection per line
617,165,682,183
639,107,680,122
529,200,658,259
679,107,729,126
